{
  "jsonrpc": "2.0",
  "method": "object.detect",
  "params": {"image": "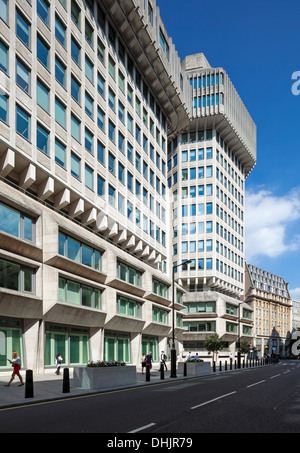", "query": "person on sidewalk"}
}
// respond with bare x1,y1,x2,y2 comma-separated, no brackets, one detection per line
5,351,24,387
145,351,152,373
55,353,63,375
141,353,146,374
159,351,167,371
